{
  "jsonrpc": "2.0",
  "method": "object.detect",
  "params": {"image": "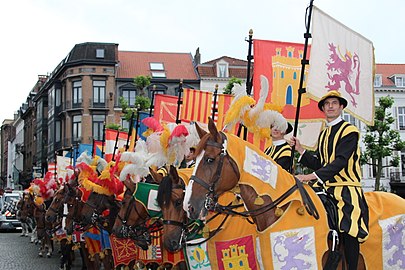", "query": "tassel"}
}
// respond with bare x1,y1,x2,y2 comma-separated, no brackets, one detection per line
275,207,284,217
202,225,210,238
297,206,305,216
254,196,264,205
231,185,241,194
